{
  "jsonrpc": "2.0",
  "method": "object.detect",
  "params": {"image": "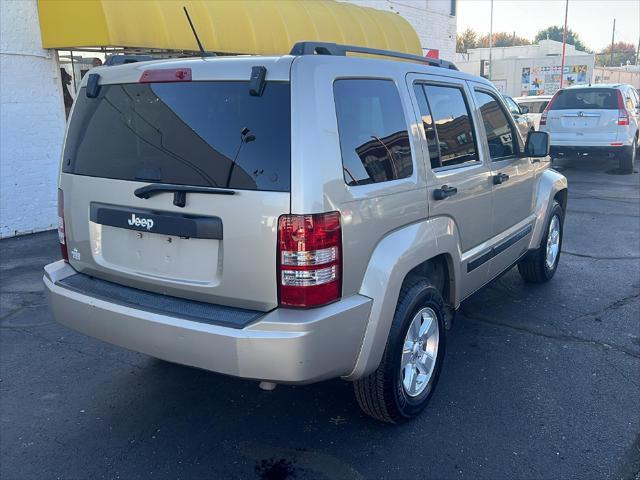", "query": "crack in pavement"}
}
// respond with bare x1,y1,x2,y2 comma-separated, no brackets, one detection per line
567,208,640,218
562,250,640,260
569,192,640,204
602,354,640,389
571,291,640,322
0,303,47,324
3,325,144,371
461,309,640,360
